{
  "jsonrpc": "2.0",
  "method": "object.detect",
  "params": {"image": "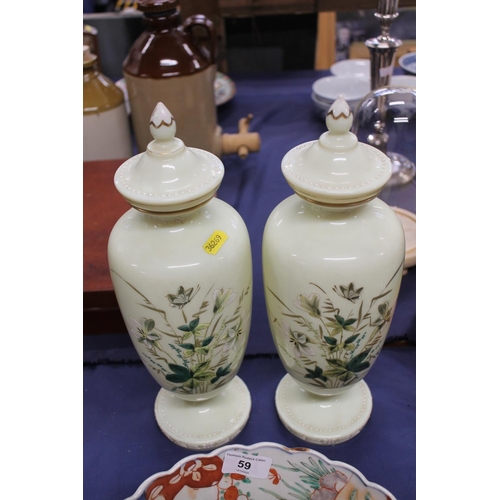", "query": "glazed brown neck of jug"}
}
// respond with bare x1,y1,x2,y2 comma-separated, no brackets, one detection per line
123,7,216,79
83,56,124,114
